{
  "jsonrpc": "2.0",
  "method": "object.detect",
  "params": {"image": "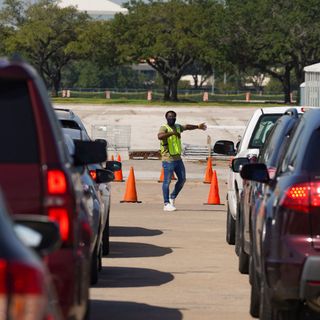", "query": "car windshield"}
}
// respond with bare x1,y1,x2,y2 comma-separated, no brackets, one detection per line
248,114,281,149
